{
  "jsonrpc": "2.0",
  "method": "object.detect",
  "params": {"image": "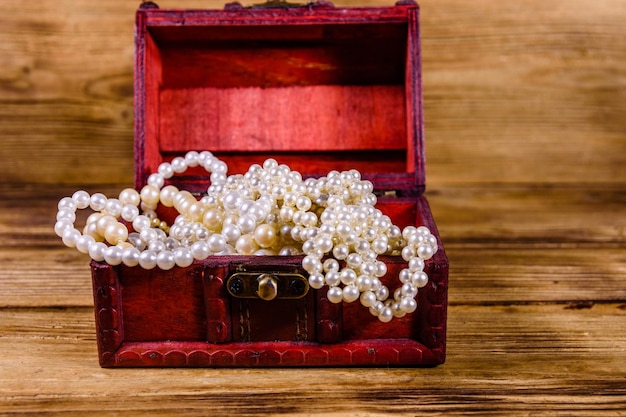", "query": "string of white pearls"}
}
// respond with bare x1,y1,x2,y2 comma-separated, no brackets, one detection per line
55,151,438,322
